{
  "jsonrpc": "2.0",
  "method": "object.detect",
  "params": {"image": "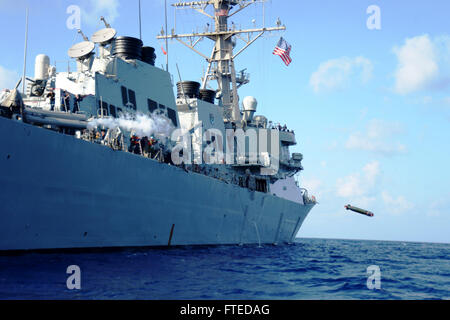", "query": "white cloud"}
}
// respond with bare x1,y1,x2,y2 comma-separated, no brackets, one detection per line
81,0,120,27
366,119,402,139
381,191,414,215
393,34,450,94
302,177,322,198
310,56,373,93
336,162,414,215
427,195,450,217
363,161,380,186
336,161,380,198
346,134,407,155
0,65,19,90
337,174,363,198
352,196,376,209
414,95,450,107
345,119,407,156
